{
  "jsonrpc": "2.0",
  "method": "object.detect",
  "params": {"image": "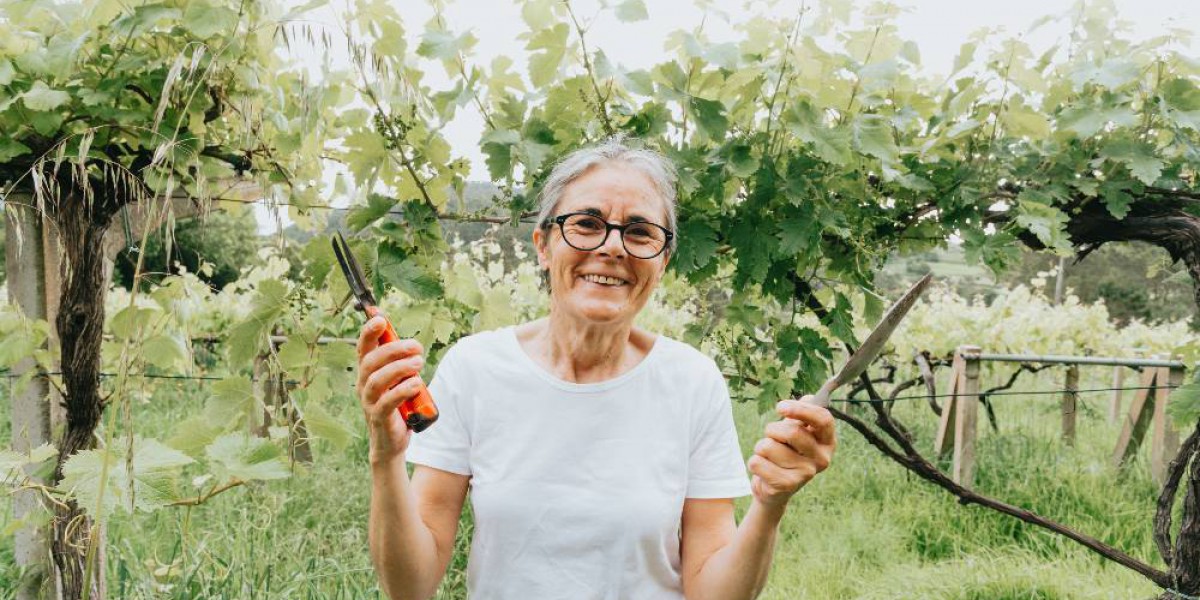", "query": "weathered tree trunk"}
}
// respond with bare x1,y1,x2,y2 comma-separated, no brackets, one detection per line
46,188,118,600
1165,443,1200,598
